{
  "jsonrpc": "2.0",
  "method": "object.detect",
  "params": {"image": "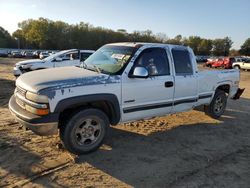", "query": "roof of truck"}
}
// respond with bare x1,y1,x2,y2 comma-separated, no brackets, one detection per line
107,42,187,49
